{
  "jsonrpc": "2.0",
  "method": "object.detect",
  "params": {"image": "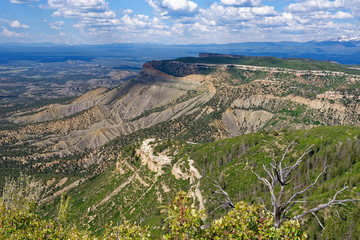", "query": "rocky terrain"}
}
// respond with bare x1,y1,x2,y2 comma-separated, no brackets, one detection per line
2,55,360,173
2,65,213,156
2,54,360,237
38,126,360,238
